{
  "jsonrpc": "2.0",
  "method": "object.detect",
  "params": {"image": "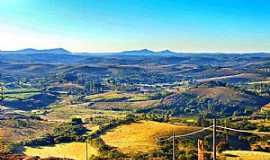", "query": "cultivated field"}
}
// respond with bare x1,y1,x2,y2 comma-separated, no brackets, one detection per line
101,120,199,154
24,142,99,160
222,150,270,160
4,88,41,100
86,91,154,102
45,104,128,122
89,100,160,110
